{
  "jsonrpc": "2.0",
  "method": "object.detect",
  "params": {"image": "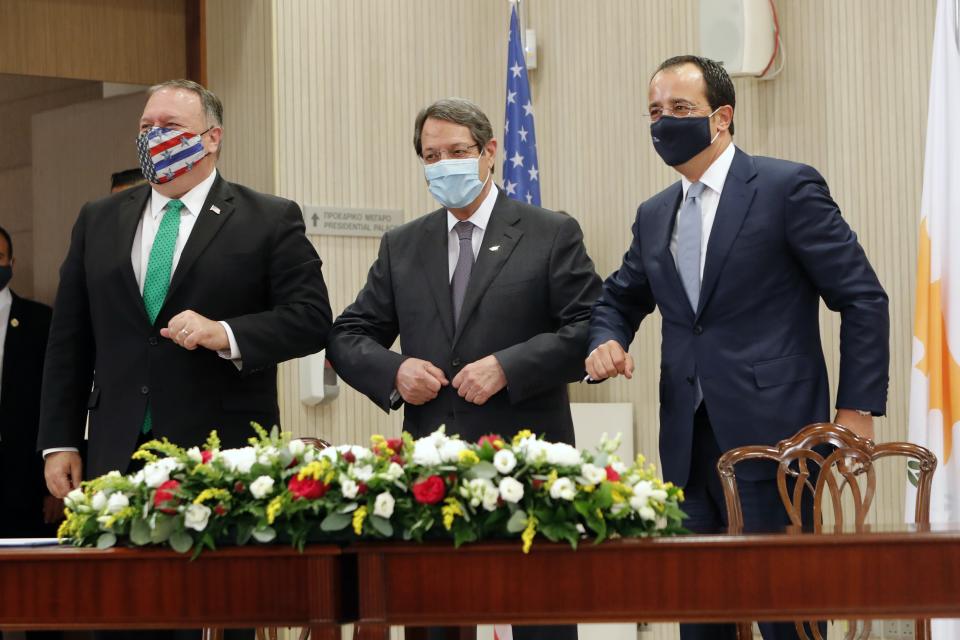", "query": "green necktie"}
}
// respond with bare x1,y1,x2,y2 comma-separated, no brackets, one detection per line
141,199,184,433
